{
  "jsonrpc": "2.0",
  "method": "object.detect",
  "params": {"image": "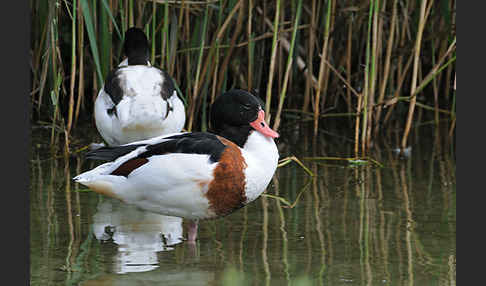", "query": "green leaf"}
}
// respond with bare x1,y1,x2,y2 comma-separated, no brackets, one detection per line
348,159,368,166
100,0,122,39
99,0,112,78
50,71,62,106
73,188,93,193
80,0,104,85
50,90,57,106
